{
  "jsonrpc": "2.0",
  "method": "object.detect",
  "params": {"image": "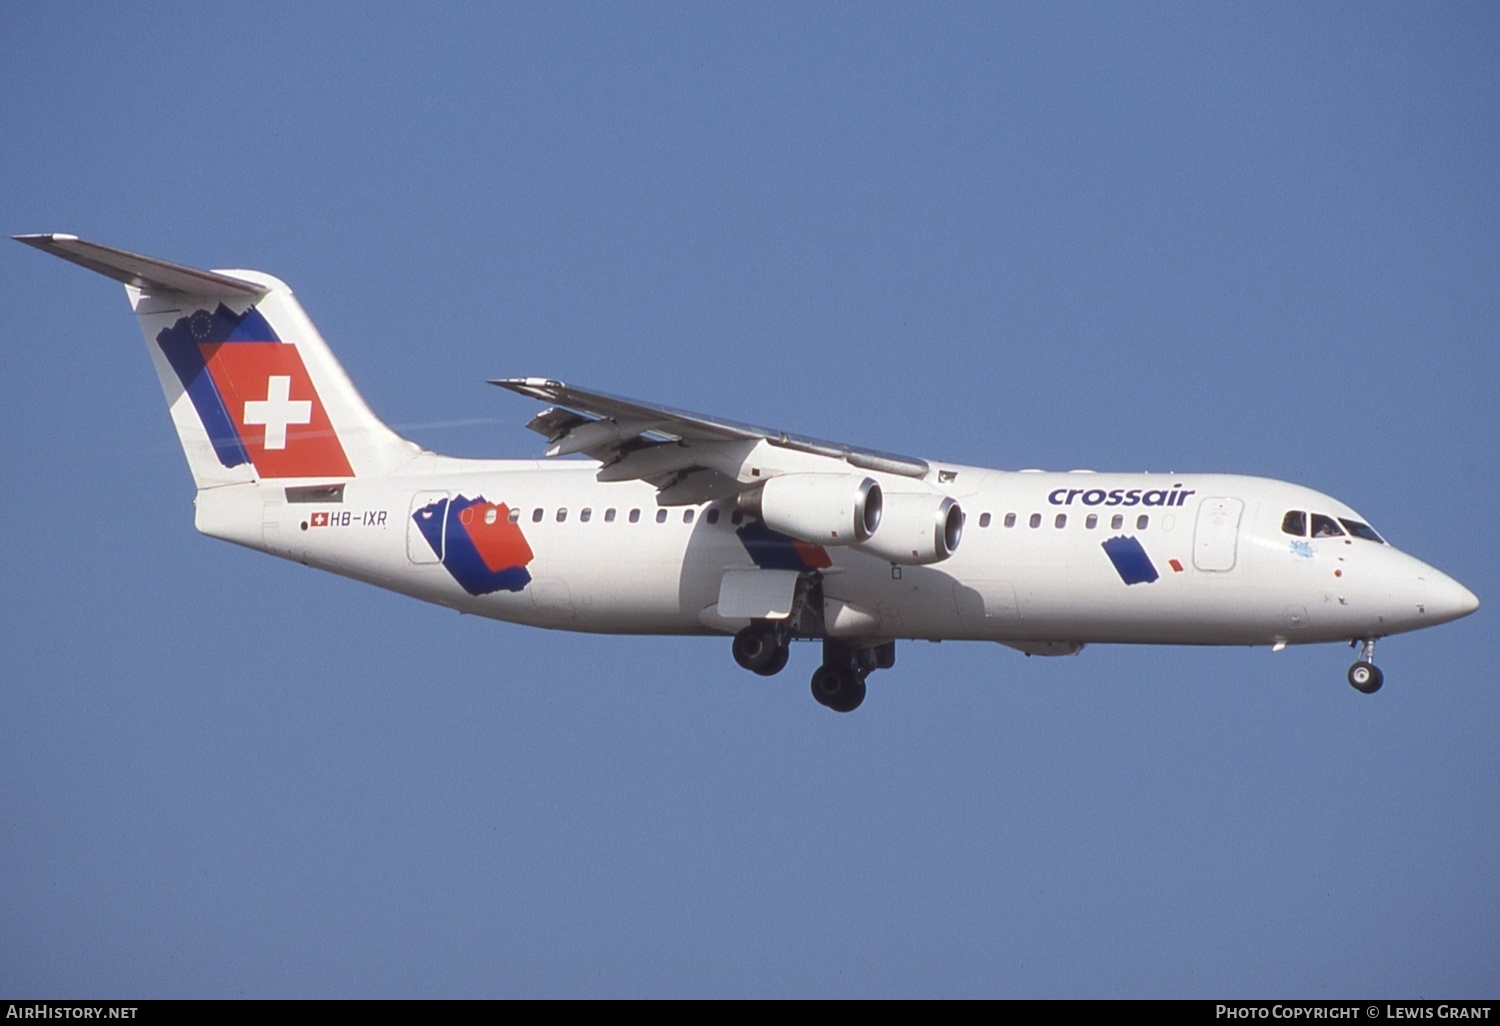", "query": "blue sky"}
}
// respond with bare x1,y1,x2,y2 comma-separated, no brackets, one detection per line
3,2,1495,998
